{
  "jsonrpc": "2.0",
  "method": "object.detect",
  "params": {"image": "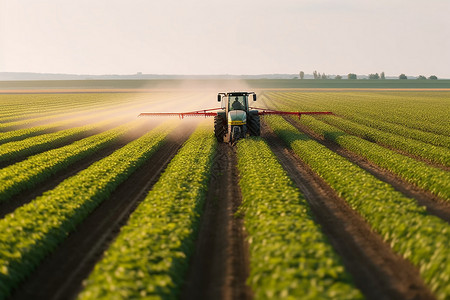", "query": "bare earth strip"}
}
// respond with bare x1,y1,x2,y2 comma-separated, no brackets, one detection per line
261,122,434,300
282,117,450,223
9,125,194,300
181,143,252,300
